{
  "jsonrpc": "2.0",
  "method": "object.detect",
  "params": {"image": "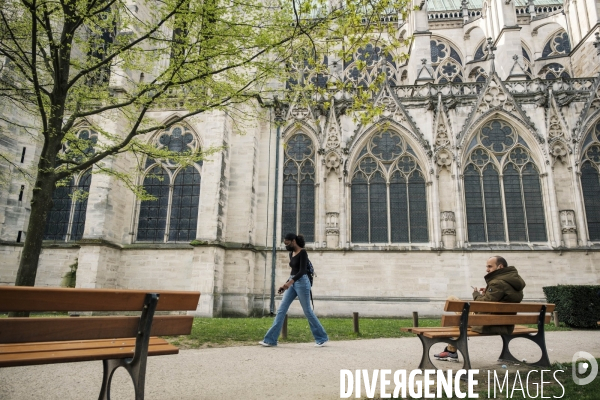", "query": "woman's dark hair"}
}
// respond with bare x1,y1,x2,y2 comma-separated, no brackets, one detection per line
284,233,305,248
